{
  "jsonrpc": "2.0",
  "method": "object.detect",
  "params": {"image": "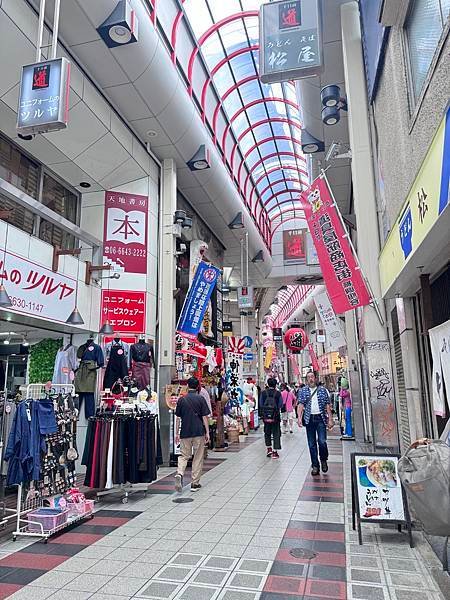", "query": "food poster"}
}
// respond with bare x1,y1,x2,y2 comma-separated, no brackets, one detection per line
354,455,405,521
